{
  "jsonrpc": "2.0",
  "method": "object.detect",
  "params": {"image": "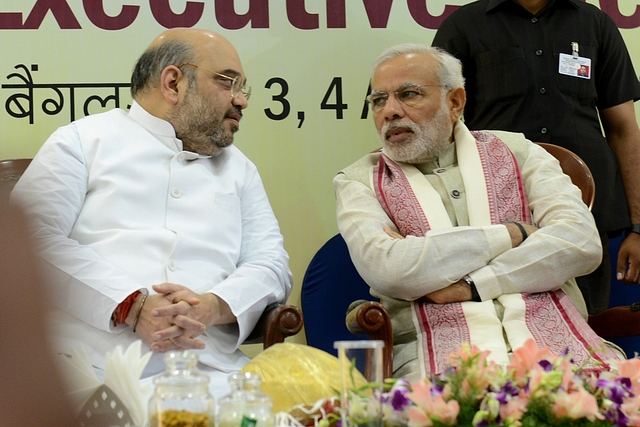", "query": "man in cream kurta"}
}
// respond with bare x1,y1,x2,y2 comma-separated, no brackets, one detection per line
334,43,604,380
11,29,292,390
